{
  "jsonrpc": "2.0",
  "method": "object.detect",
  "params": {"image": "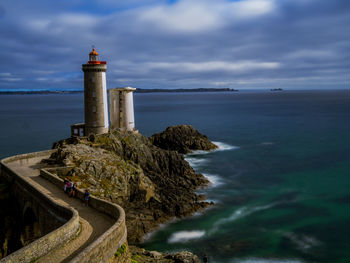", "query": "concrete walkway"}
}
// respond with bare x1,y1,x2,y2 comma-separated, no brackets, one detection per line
6,154,114,263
